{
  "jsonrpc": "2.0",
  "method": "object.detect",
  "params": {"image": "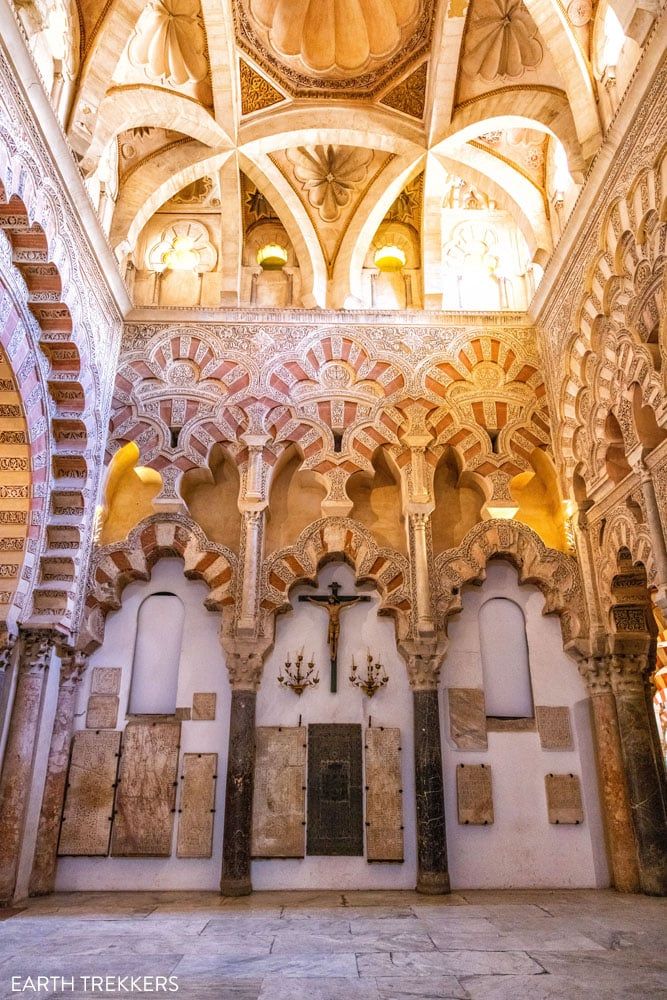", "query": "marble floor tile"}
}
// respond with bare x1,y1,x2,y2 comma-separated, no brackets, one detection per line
257,976,380,999
173,951,360,979
357,949,544,977
375,976,467,999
